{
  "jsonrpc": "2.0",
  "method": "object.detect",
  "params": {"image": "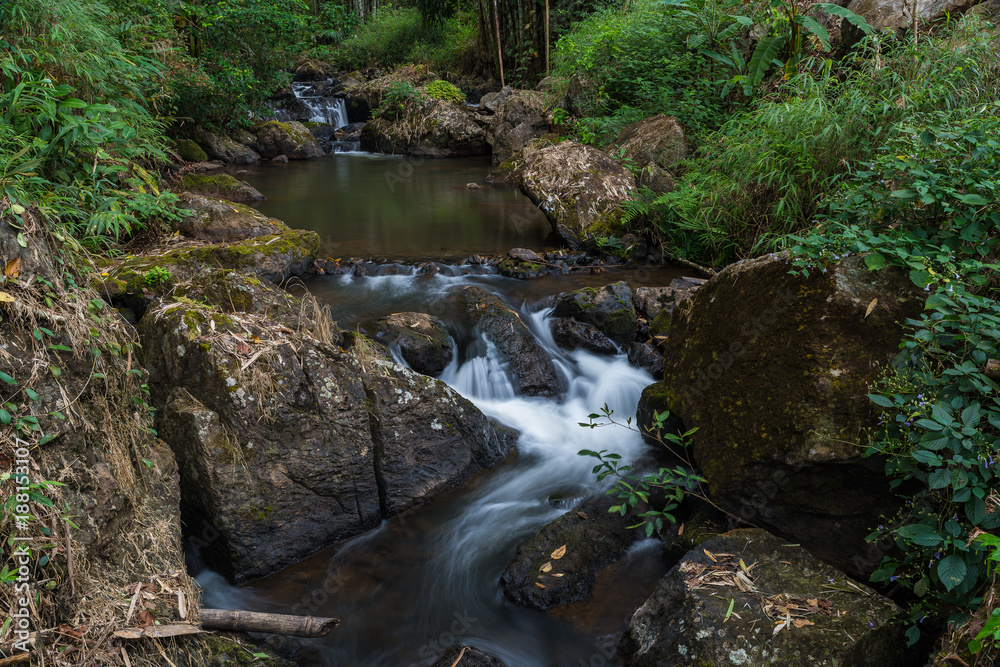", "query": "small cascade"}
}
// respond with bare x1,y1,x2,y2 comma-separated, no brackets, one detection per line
292,81,348,128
